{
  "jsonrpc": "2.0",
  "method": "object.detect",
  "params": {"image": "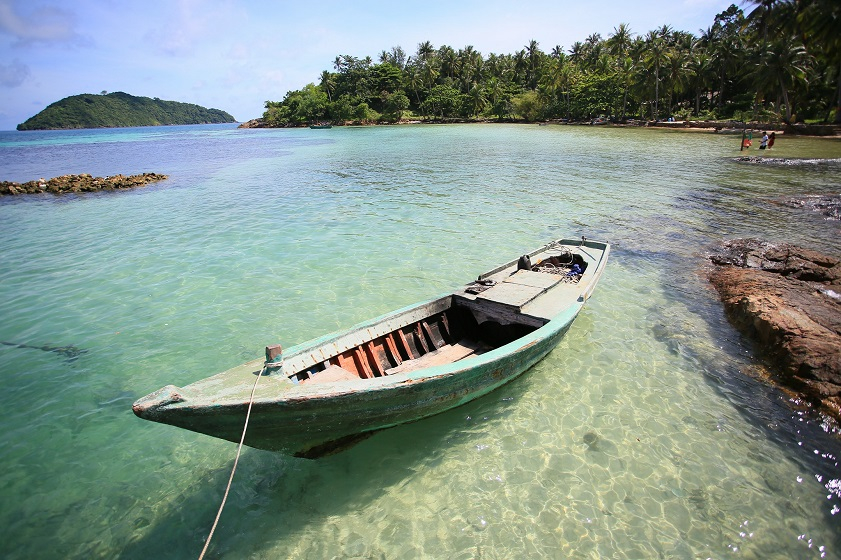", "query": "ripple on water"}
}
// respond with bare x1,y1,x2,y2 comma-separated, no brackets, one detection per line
0,124,839,559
